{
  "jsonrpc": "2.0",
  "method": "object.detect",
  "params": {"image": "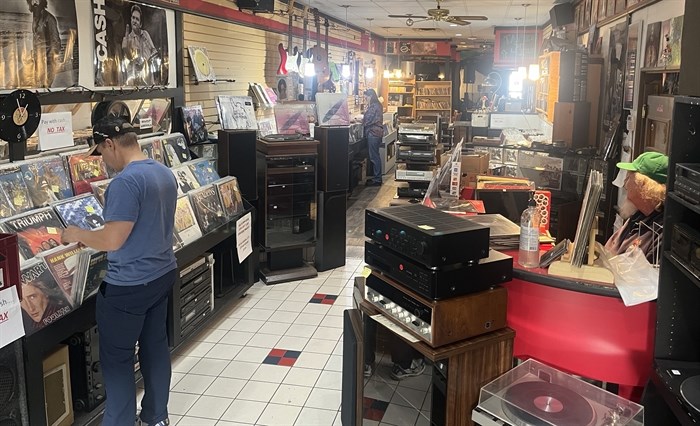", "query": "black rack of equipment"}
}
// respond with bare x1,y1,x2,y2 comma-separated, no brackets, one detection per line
394,122,439,201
